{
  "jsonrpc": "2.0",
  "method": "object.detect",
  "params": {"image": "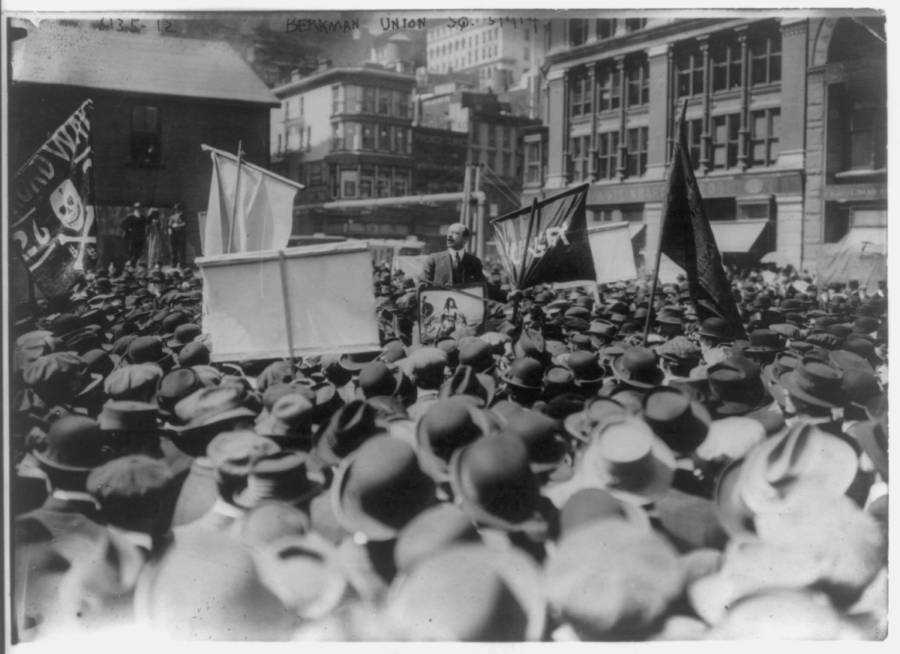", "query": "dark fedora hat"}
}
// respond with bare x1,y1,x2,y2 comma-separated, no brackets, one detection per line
449,434,544,531
315,400,387,467
98,400,159,432
458,339,495,373
842,336,882,366
500,409,568,474
255,393,316,450
743,330,784,356
171,386,257,439
780,357,845,409
642,386,711,455
177,341,210,368
126,335,173,368
33,415,108,473
331,436,436,541
438,364,496,408
611,347,664,390
502,357,544,391
416,397,492,482
357,361,403,399
707,357,768,417
543,365,576,400
82,348,118,379
566,350,606,386
309,381,345,426
233,451,322,510
698,317,734,341
165,323,202,351
840,368,884,414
